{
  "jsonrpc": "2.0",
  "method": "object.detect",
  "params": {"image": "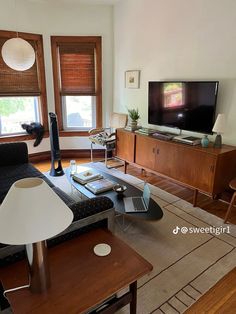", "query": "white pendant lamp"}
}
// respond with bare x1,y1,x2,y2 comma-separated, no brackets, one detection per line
1,37,36,71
